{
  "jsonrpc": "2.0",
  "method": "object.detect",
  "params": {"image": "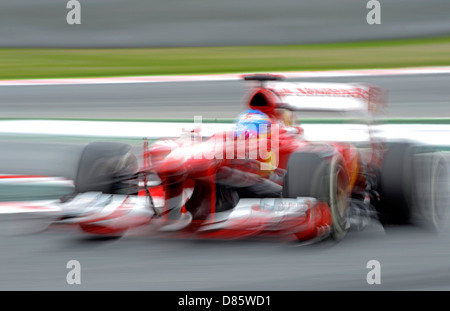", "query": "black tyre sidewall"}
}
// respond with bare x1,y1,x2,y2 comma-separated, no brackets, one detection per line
378,143,414,225
283,152,350,241
75,142,138,194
